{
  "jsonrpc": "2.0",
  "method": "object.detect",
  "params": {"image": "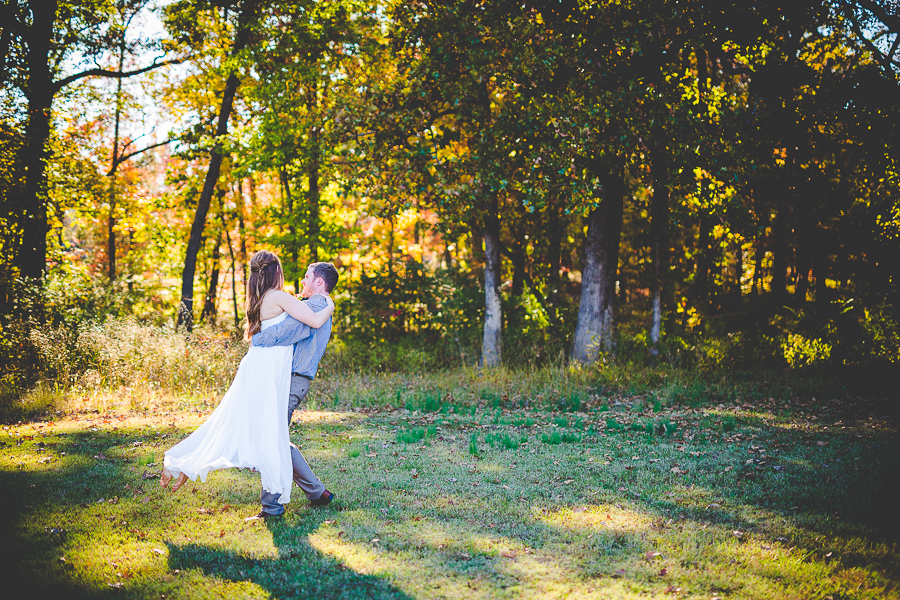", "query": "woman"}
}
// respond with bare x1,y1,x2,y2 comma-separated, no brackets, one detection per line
160,250,334,509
